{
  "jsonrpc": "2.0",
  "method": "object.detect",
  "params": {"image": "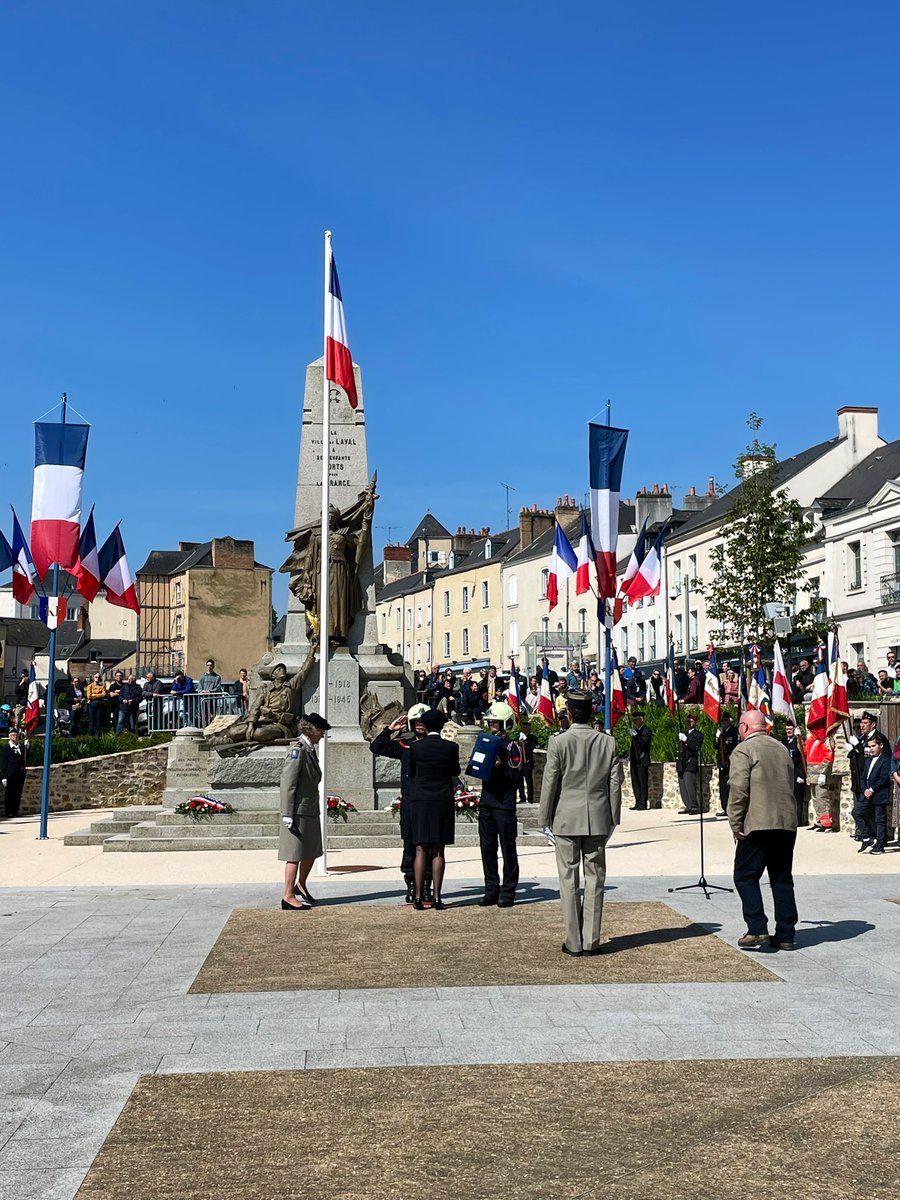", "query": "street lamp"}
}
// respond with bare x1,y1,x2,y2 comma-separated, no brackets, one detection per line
669,575,693,659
